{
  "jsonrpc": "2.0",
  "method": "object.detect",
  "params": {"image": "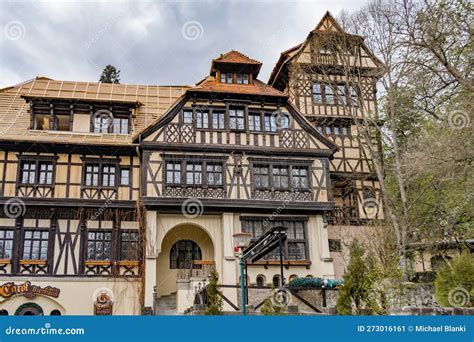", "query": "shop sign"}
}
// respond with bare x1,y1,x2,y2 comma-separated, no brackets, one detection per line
0,281,60,299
